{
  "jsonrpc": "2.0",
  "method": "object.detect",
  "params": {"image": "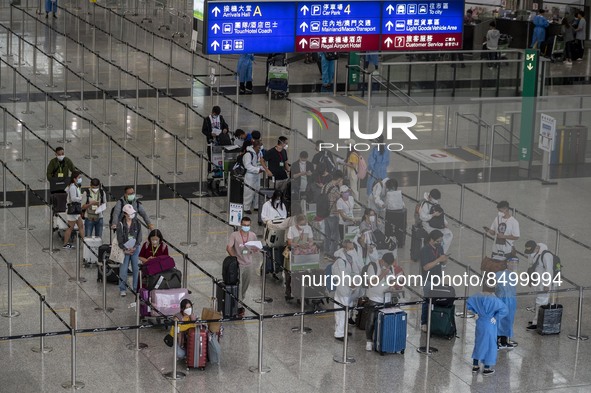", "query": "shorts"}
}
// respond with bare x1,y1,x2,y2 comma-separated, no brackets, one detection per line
66,214,81,222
